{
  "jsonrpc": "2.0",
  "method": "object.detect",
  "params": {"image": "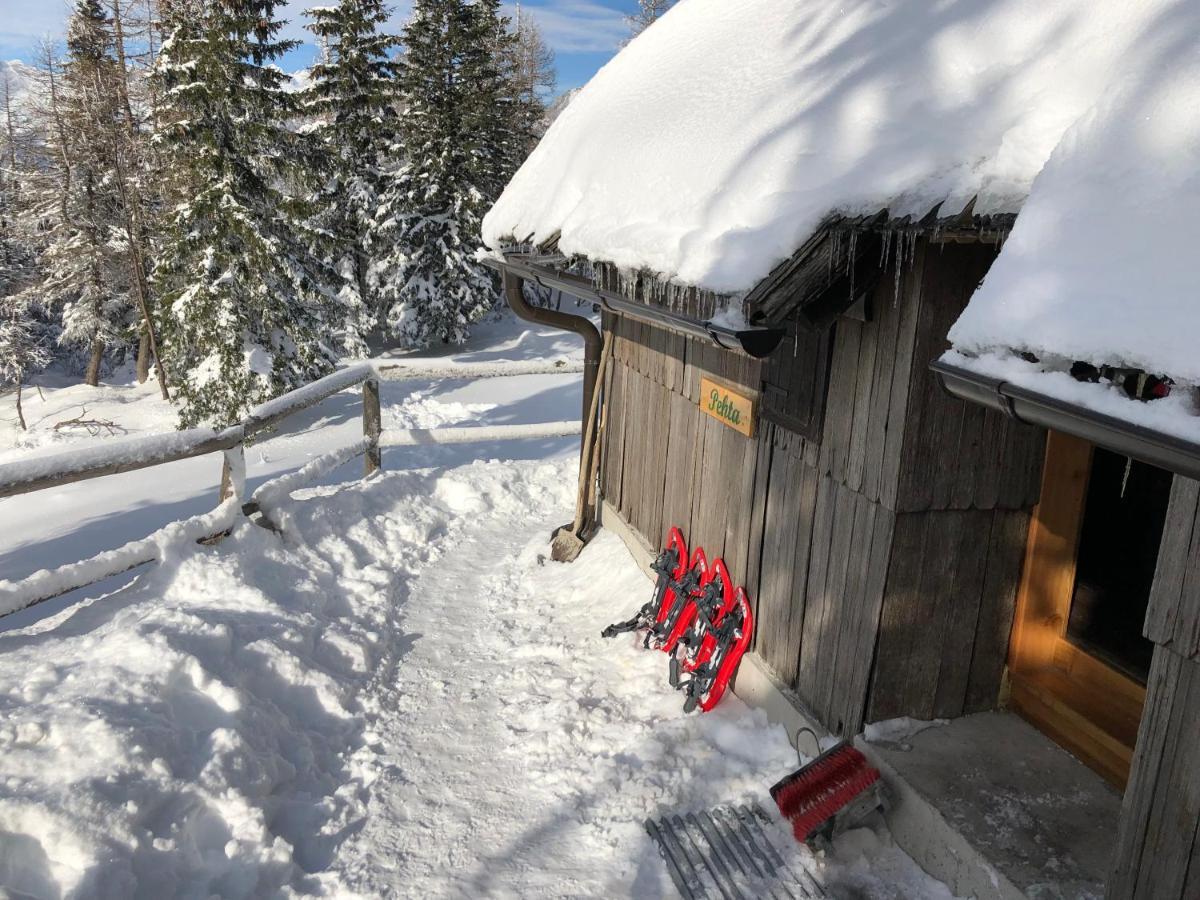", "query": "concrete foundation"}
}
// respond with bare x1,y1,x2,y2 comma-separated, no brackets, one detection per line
860,712,1119,900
